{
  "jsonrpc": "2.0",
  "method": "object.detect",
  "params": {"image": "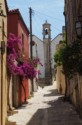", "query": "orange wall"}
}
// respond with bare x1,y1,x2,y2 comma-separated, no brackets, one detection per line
18,18,29,59
18,78,29,105
18,17,29,105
